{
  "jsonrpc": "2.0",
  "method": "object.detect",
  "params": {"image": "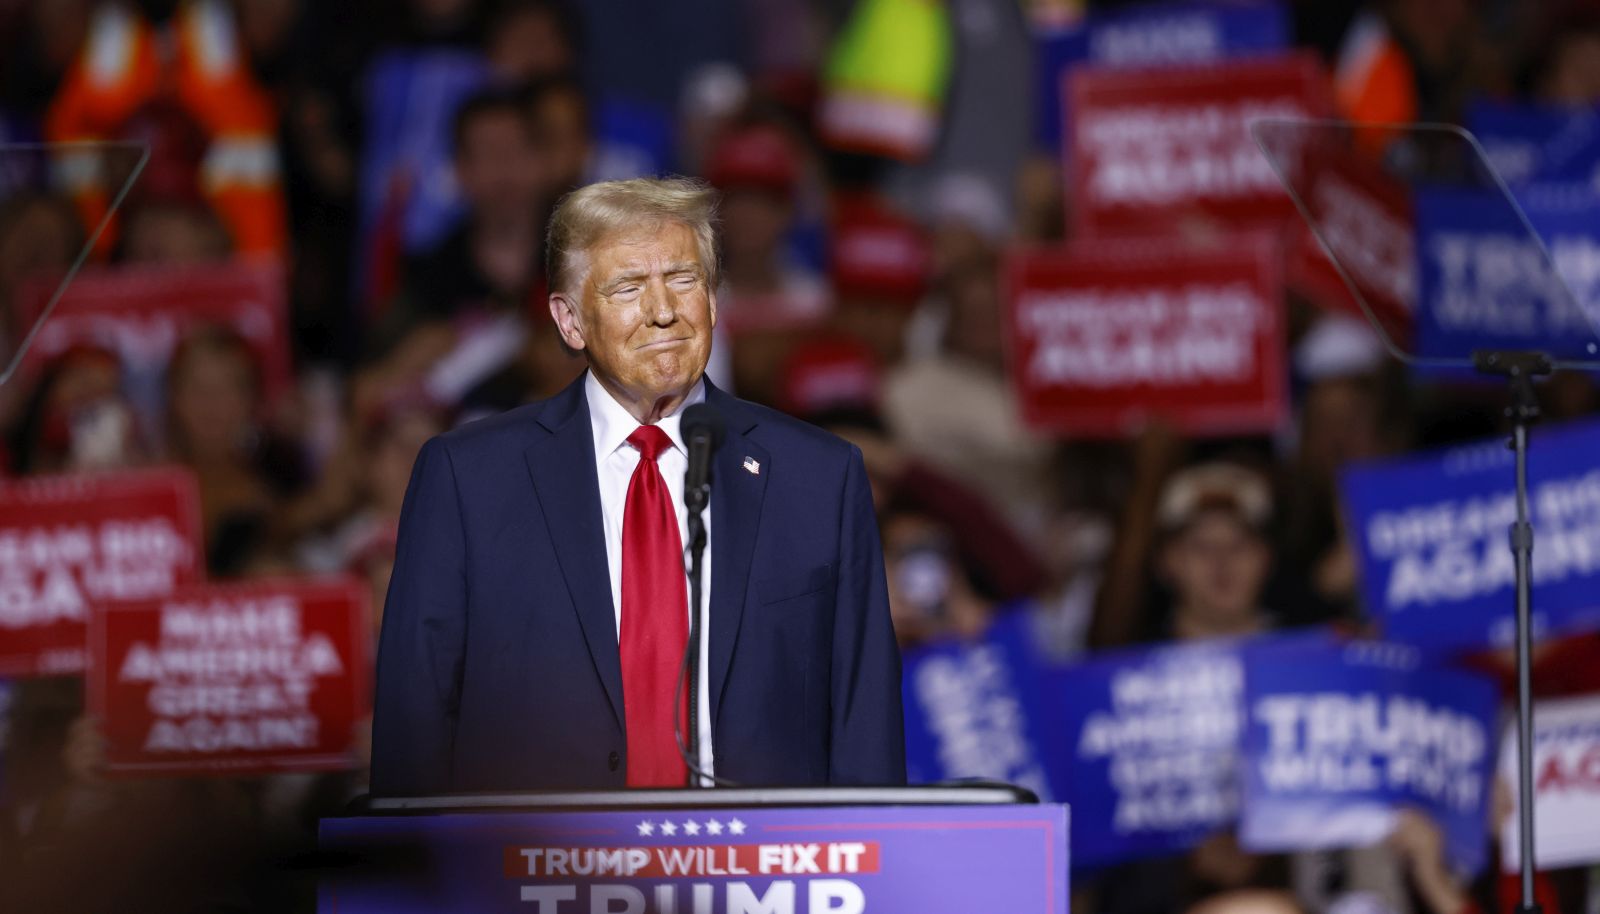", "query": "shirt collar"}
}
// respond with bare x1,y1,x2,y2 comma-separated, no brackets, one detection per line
585,370,706,462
